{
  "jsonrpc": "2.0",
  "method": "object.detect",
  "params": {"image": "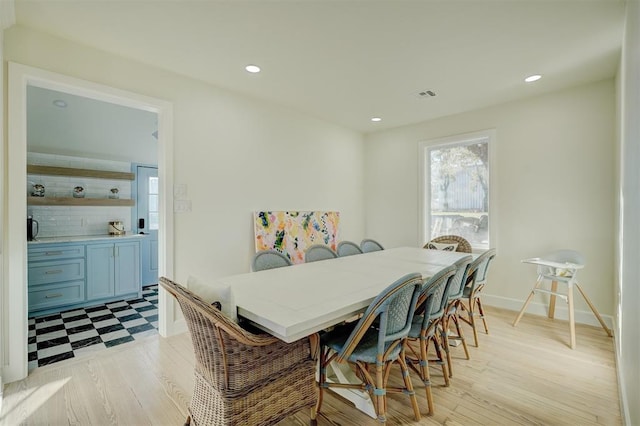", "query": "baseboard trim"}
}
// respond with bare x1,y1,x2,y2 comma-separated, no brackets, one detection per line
482,294,615,331
165,317,187,336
